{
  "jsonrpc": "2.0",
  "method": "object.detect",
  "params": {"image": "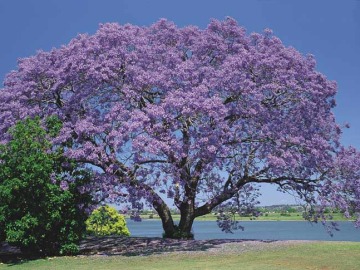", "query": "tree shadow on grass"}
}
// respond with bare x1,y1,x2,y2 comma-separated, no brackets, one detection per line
1,236,278,265
0,242,46,265
79,236,278,257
